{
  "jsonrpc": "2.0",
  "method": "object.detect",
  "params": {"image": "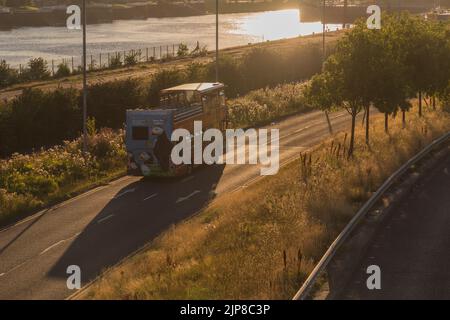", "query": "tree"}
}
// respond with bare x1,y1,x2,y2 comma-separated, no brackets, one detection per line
386,14,441,117
55,62,71,78
319,21,383,156
304,71,337,114
21,57,50,81
0,60,18,89
177,43,189,57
